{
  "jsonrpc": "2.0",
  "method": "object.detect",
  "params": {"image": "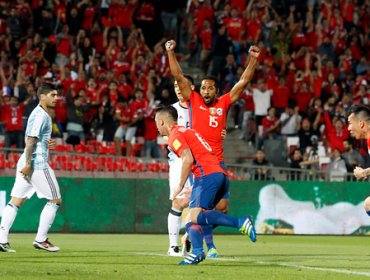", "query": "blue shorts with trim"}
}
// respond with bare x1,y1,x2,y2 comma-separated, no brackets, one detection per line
189,172,229,210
